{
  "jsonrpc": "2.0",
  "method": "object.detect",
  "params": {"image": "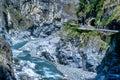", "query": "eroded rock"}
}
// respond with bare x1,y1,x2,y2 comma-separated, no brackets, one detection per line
0,36,15,80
